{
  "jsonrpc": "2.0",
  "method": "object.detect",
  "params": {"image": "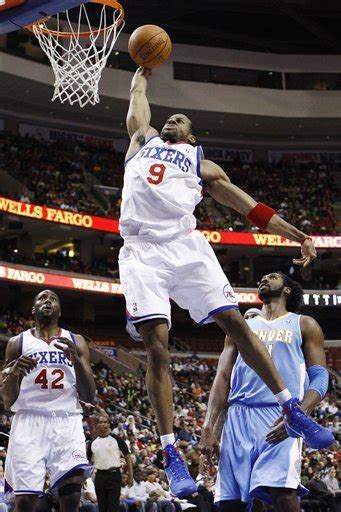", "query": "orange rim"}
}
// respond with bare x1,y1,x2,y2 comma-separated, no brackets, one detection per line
26,0,125,38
